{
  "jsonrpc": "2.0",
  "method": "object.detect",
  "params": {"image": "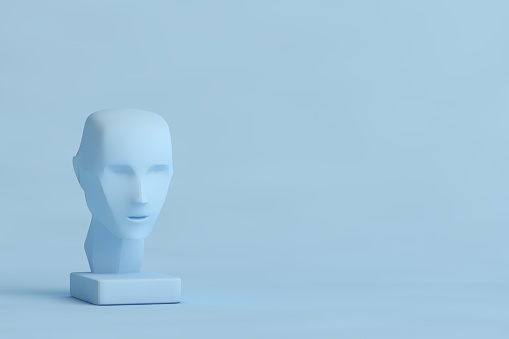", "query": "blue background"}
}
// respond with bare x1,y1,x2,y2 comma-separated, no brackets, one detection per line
0,1,508,338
